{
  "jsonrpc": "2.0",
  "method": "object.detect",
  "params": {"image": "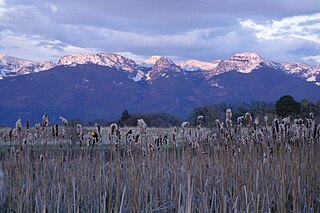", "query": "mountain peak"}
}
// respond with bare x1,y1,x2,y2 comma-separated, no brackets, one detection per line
154,56,175,66
213,52,279,74
57,53,102,66
152,57,180,71
146,57,182,81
